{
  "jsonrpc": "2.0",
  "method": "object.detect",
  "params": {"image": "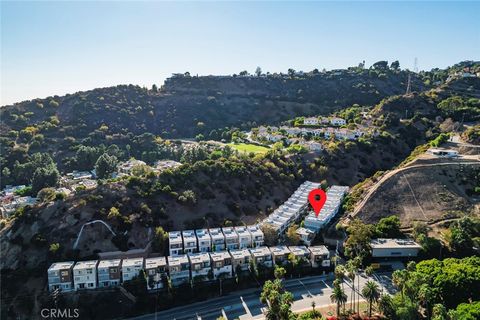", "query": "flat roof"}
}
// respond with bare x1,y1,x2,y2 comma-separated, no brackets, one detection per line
188,252,211,264
145,257,167,269
288,246,310,256
48,261,75,271
309,246,329,255
73,260,98,269
371,238,422,249
168,255,189,266
195,229,211,240
122,258,144,268
270,246,291,256
250,247,272,257
210,251,231,261
229,248,251,259
98,259,121,268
